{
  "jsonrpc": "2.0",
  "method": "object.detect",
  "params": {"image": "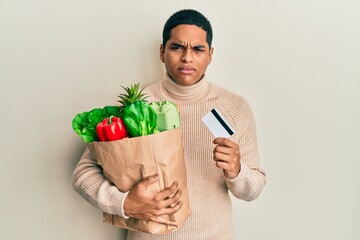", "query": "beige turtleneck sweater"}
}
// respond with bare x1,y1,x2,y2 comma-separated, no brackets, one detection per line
72,75,266,240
